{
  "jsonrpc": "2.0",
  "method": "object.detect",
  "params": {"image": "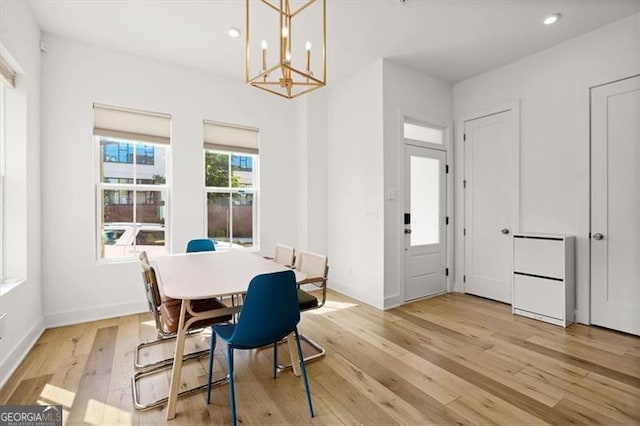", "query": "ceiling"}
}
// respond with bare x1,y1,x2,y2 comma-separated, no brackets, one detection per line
27,0,640,85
